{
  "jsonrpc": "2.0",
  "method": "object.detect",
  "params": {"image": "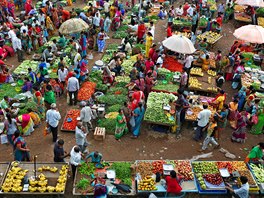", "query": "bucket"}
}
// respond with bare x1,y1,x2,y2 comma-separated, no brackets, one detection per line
15,87,21,92
17,79,24,86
